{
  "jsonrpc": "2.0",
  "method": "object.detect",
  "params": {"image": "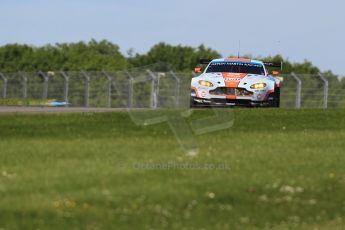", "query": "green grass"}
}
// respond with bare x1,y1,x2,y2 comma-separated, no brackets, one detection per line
1,109,345,229
0,98,57,106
